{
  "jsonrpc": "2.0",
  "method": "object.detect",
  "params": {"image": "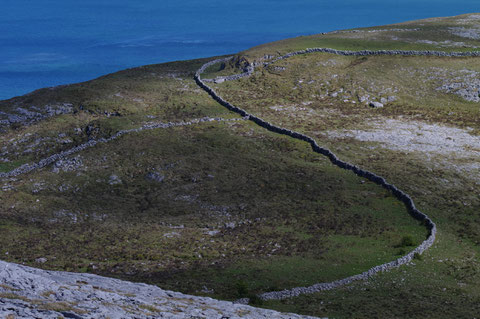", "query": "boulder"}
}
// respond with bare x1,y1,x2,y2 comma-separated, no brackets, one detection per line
369,101,384,108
